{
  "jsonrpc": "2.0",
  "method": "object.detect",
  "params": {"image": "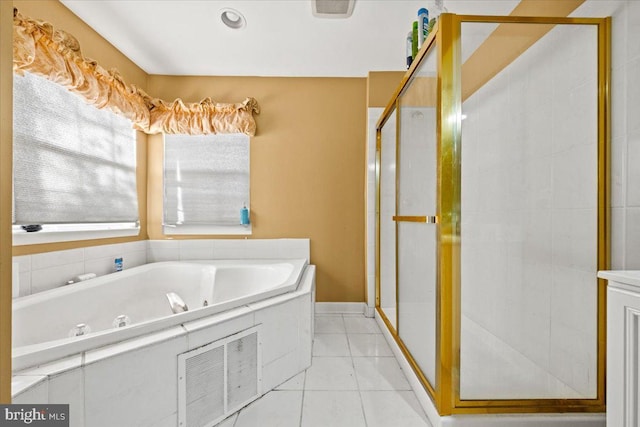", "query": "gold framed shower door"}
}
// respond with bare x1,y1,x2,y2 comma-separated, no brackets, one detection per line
374,13,610,416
